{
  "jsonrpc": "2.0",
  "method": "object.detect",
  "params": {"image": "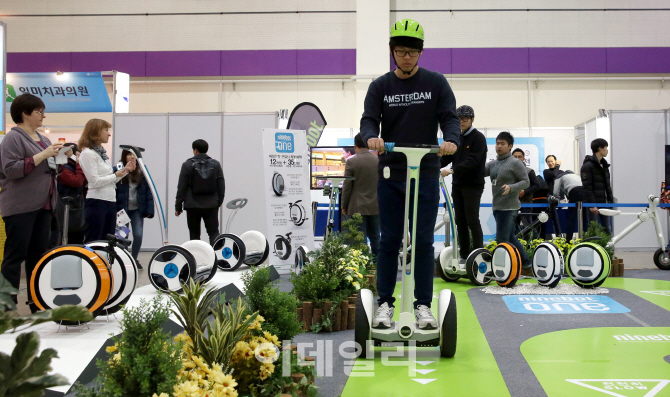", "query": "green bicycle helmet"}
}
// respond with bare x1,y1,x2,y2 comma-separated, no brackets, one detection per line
390,19,424,40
